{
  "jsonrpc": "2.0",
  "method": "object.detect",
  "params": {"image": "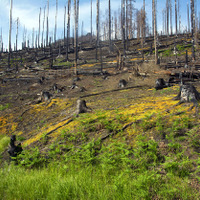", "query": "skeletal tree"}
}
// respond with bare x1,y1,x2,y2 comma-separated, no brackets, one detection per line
38,7,41,48
64,6,66,46
153,0,158,64
96,0,100,61
187,2,190,33
166,0,169,35
170,0,172,35
190,0,195,60
42,6,46,48
66,0,71,61
121,0,126,55
54,0,58,44
141,0,146,46
108,0,112,51
90,0,93,43
178,0,181,33
32,28,35,48
8,0,13,69
15,18,19,51
152,0,154,35
74,0,79,74
0,28,3,52
46,0,49,46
